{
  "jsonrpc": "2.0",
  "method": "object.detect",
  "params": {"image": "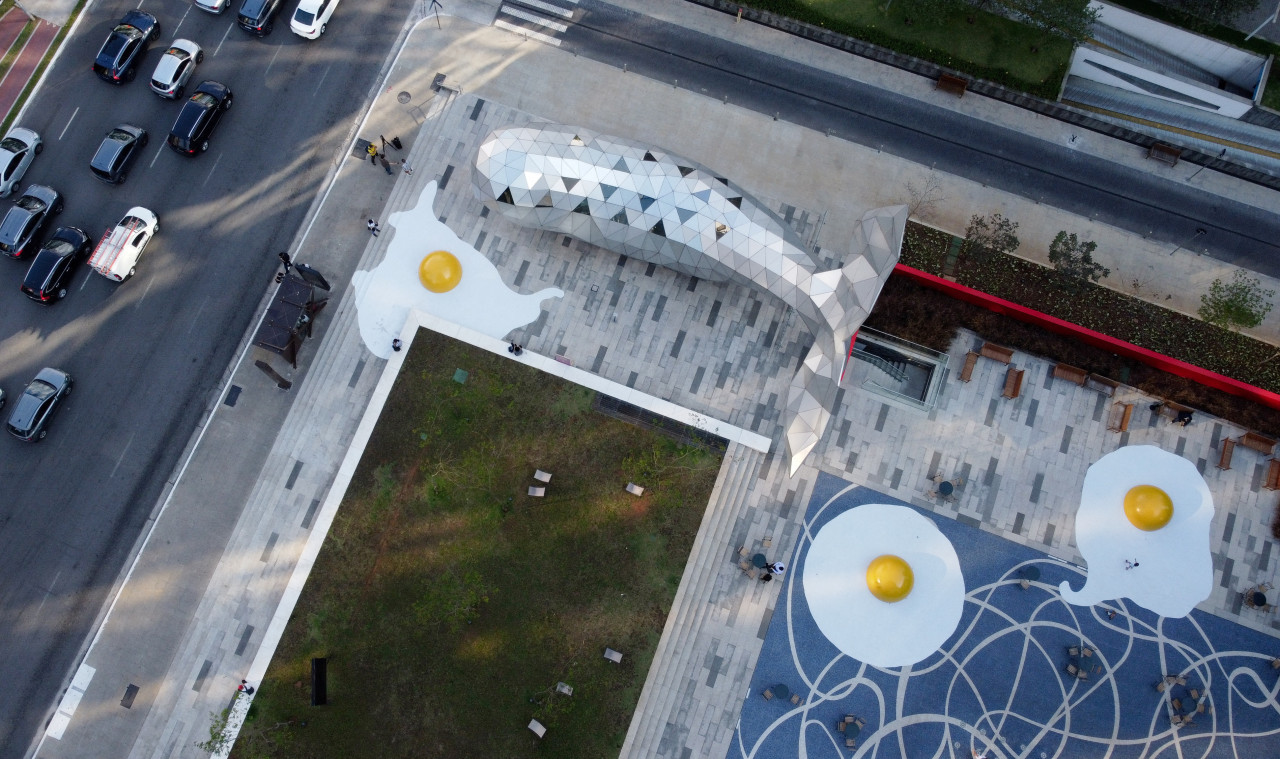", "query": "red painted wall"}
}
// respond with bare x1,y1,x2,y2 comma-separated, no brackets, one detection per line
894,264,1280,412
